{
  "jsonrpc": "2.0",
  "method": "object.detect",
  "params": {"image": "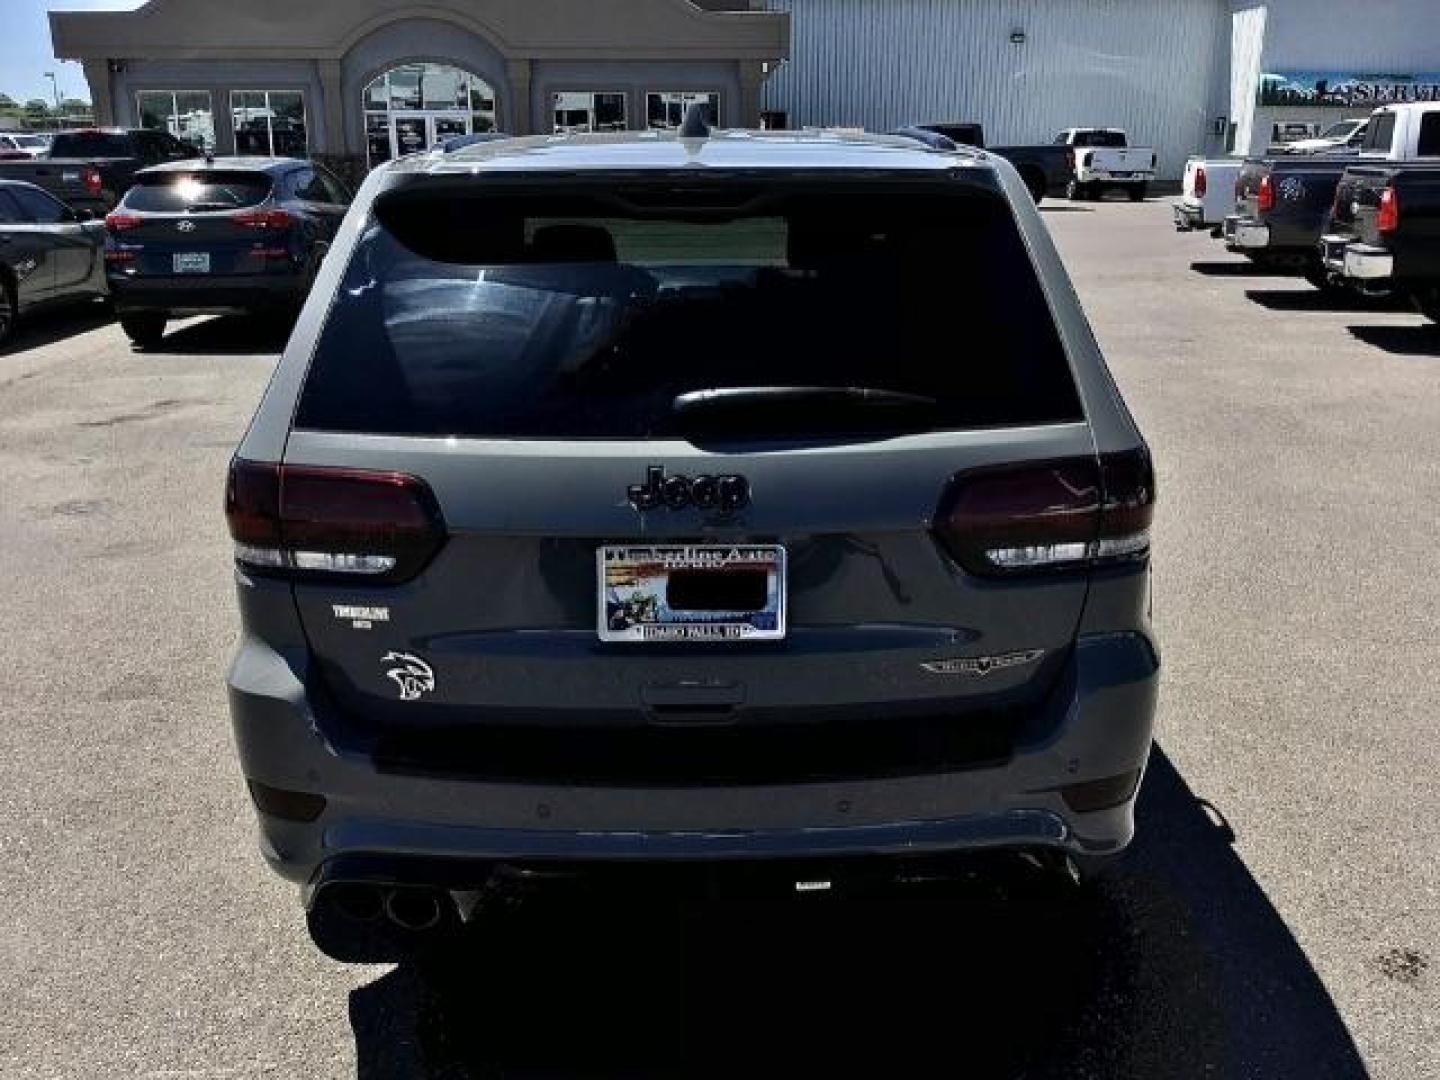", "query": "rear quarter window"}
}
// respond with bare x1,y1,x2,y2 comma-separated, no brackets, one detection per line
1418,113,1440,157
123,172,272,212
295,180,1082,440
